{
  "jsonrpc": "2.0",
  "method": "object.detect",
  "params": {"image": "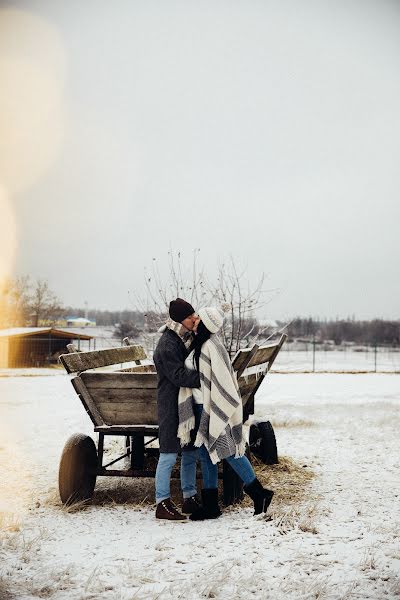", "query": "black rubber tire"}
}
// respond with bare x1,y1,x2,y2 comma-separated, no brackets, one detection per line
249,421,278,465
58,433,98,505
